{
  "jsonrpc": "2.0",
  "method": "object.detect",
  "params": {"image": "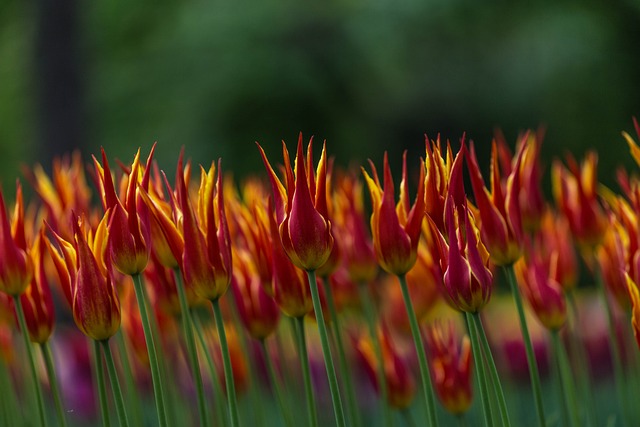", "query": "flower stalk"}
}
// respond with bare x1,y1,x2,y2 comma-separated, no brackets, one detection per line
307,270,346,427
504,265,546,427
132,273,168,427
211,298,240,427
13,295,47,427
397,274,439,427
